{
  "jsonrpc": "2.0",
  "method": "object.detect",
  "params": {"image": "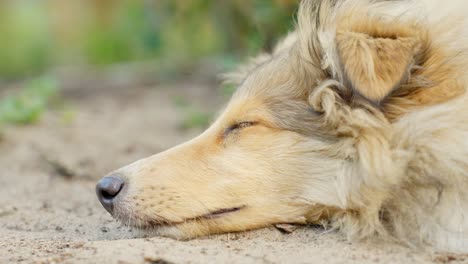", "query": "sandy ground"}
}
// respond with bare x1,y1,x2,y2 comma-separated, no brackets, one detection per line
0,79,467,264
